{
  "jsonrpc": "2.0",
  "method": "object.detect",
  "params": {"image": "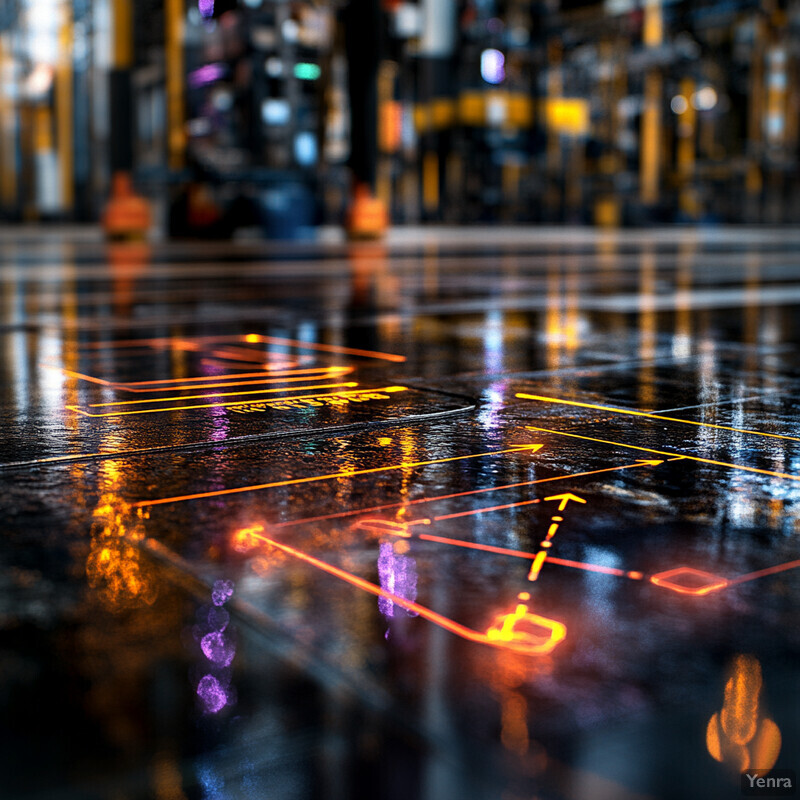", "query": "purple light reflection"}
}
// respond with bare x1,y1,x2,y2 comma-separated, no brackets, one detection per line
212,579,234,606
199,0,214,18
377,542,418,619
197,674,227,713
189,63,225,88
201,631,236,667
